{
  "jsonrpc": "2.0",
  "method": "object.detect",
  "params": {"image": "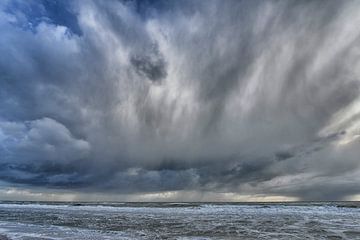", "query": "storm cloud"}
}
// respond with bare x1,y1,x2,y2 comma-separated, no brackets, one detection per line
1,0,360,201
